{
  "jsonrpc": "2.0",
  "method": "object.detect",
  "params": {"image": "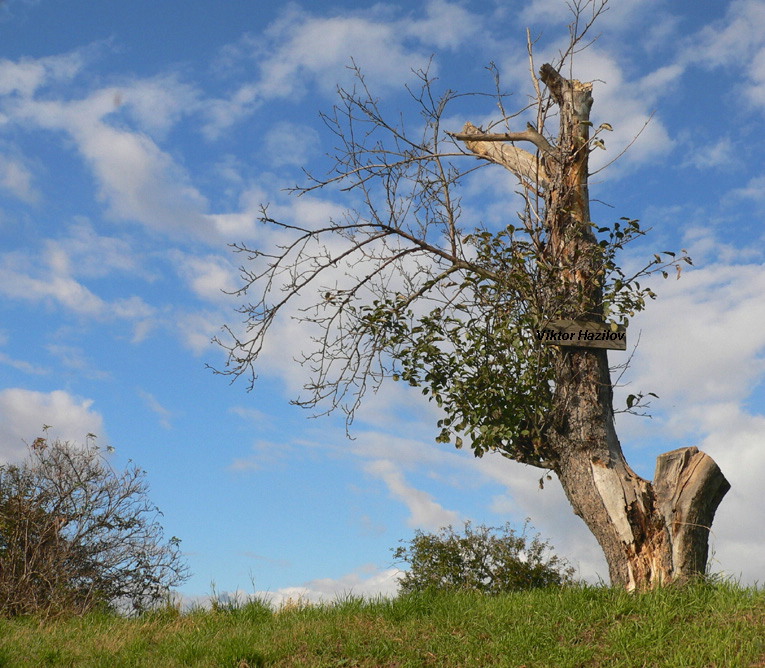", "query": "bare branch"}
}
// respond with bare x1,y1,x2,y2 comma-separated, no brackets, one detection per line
455,121,550,189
